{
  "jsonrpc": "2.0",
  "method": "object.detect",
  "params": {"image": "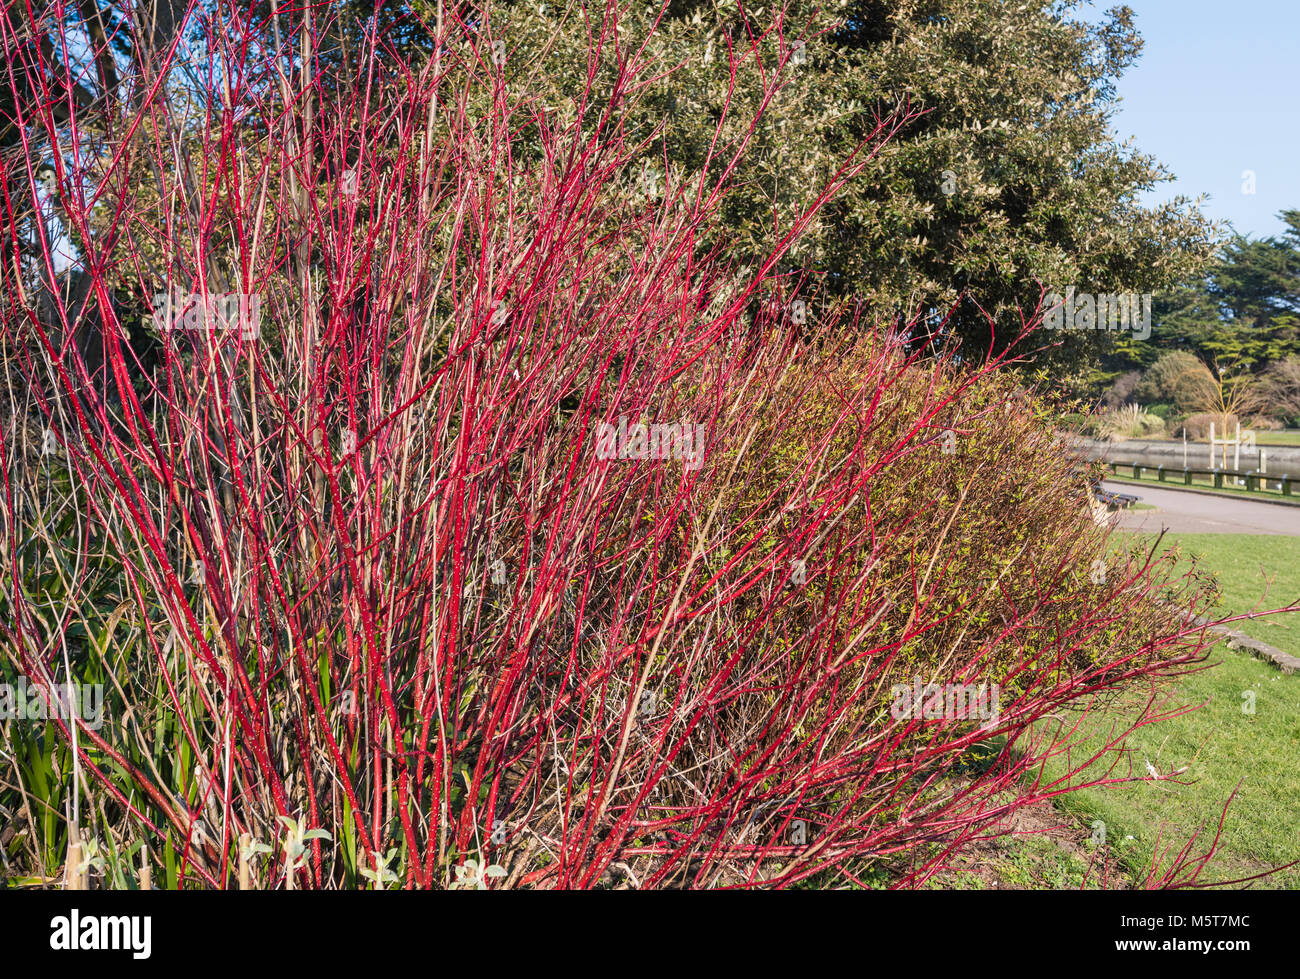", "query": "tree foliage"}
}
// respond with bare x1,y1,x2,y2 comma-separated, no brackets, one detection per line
399,0,1219,361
